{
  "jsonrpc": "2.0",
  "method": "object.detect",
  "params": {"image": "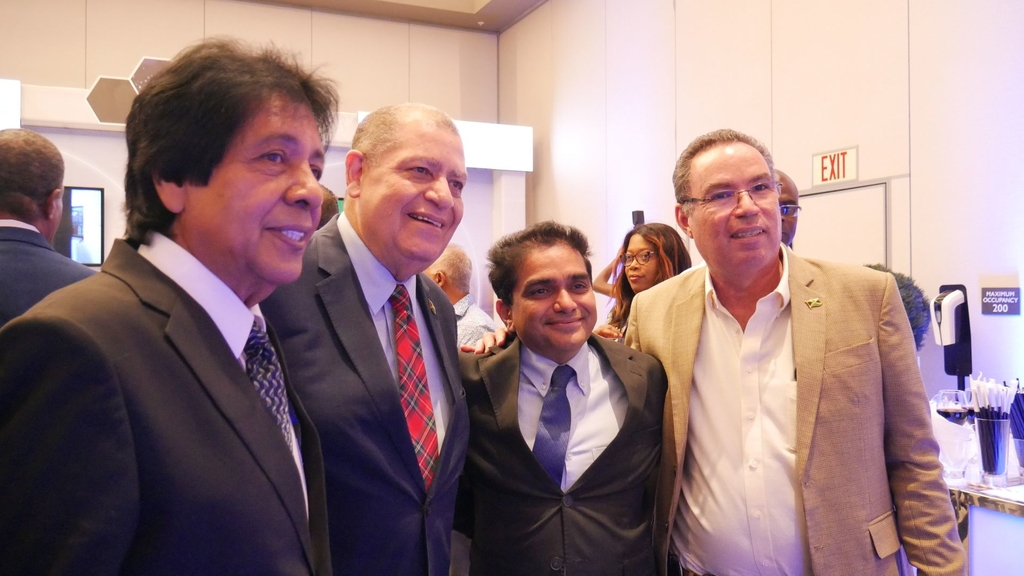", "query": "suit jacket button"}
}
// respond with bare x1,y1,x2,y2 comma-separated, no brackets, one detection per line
550,556,564,571
423,502,431,515
562,495,574,507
